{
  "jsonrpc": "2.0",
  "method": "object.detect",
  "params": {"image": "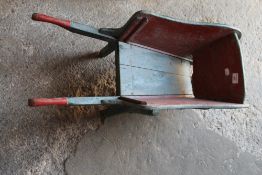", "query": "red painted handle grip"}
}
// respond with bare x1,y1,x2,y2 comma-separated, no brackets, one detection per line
28,98,68,107
32,13,70,28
